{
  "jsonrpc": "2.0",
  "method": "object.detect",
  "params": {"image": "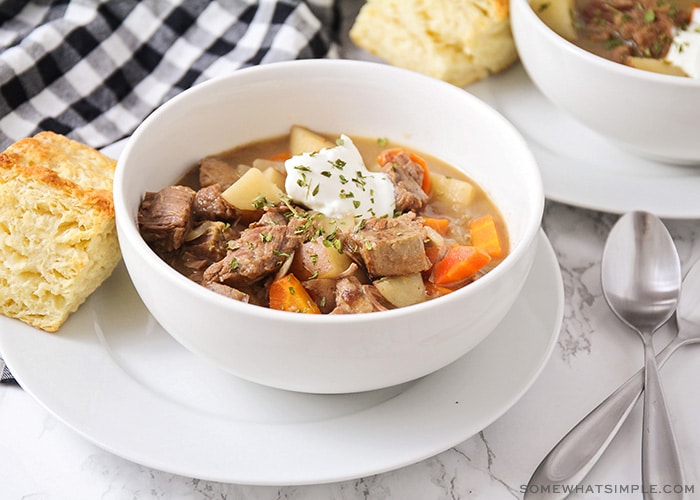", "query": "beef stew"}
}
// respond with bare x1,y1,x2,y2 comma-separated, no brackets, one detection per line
138,127,508,314
532,0,699,76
